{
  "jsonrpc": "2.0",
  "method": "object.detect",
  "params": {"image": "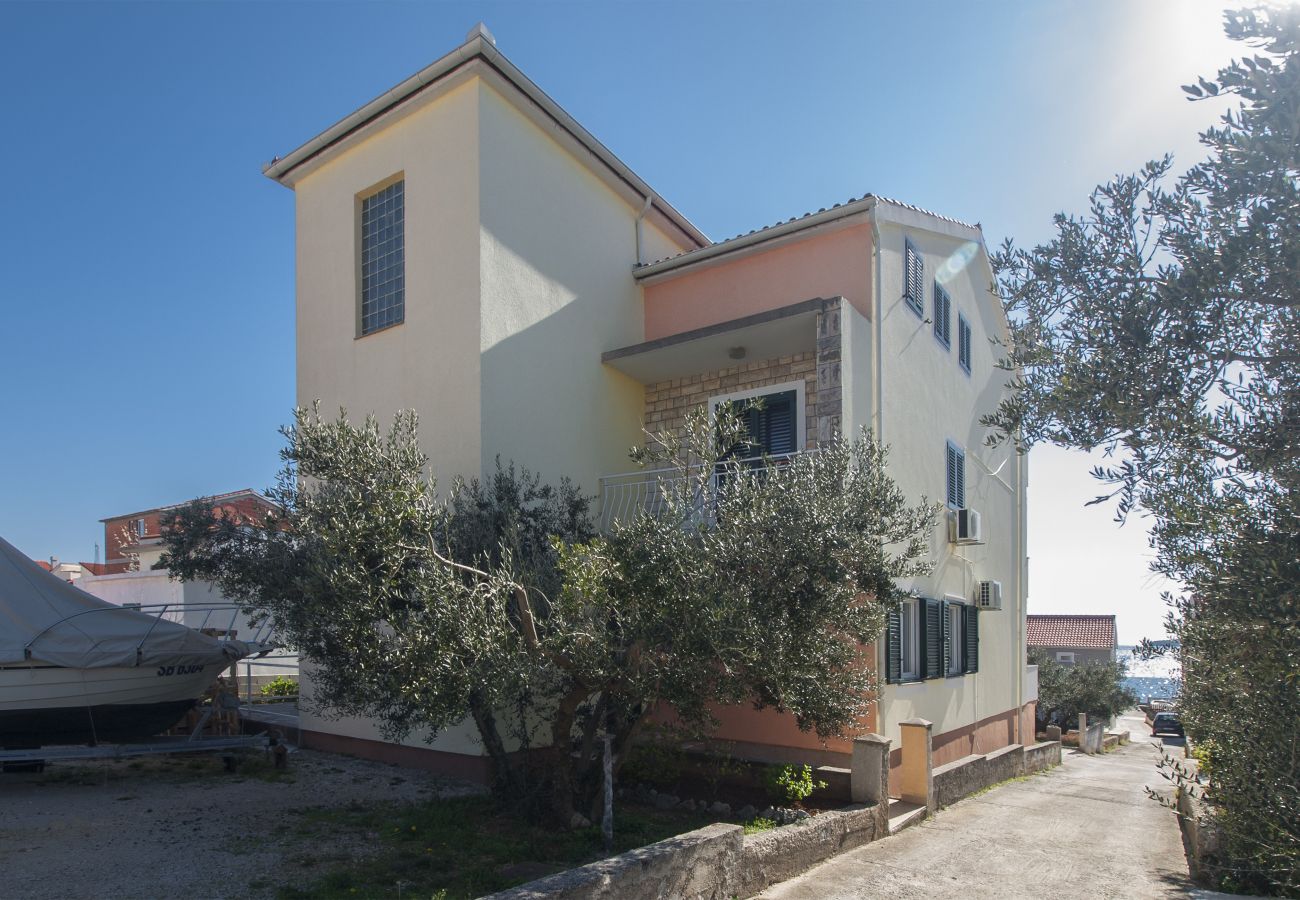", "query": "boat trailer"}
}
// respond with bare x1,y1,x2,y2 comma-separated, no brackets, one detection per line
0,704,287,771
